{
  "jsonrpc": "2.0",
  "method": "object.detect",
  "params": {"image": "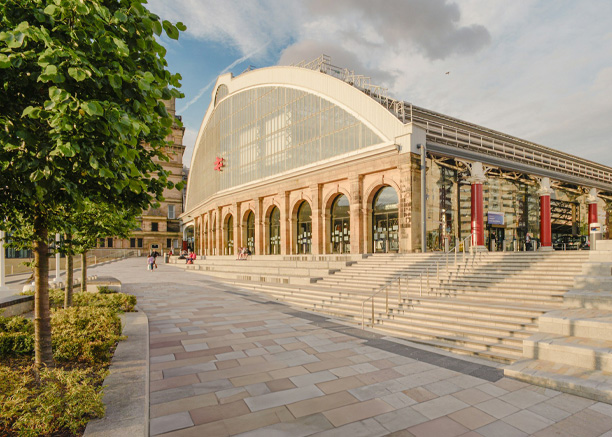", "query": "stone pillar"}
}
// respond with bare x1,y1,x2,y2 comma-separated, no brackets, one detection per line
399,159,413,253
233,202,241,255
256,197,264,255
538,178,553,251
468,162,486,249
310,184,322,255
349,175,363,254
216,207,222,256
588,188,598,226
281,192,290,255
